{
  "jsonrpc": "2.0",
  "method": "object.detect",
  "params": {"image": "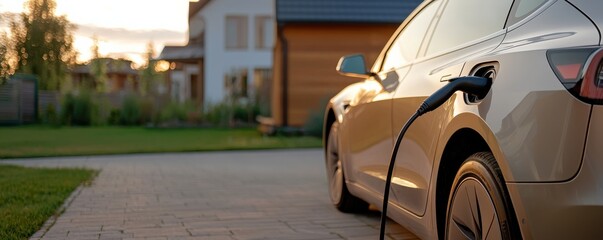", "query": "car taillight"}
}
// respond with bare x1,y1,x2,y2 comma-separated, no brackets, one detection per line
547,47,603,104
579,49,603,101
